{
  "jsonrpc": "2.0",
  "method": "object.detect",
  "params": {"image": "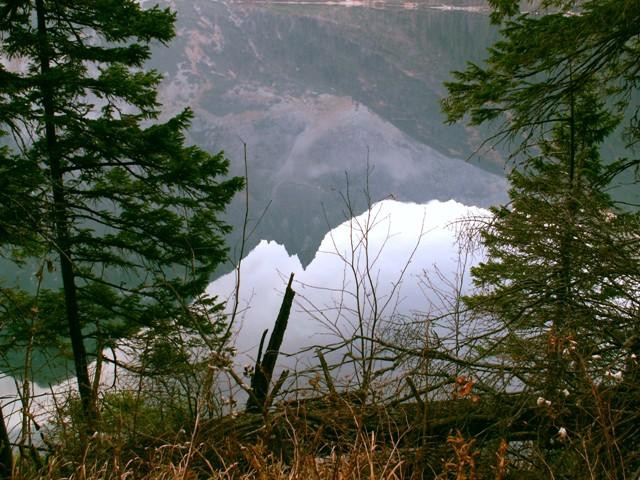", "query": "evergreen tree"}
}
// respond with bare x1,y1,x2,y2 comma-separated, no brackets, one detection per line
466,93,640,399
0,0,242,427
453,82,640,476
442,0,640,471
442,0,640,169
